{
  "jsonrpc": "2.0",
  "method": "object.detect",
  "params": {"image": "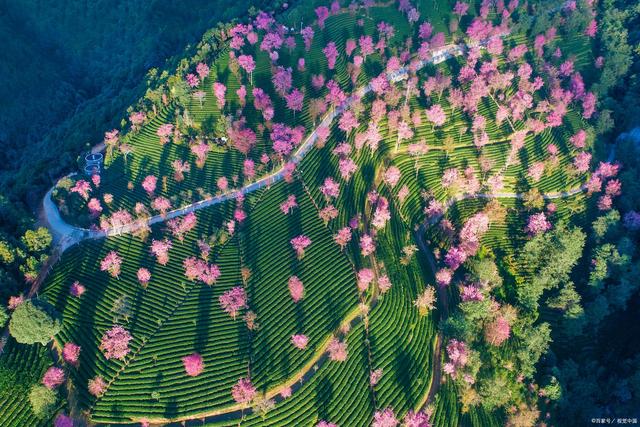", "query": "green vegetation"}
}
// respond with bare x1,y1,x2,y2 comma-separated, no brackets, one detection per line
9,299,62,345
